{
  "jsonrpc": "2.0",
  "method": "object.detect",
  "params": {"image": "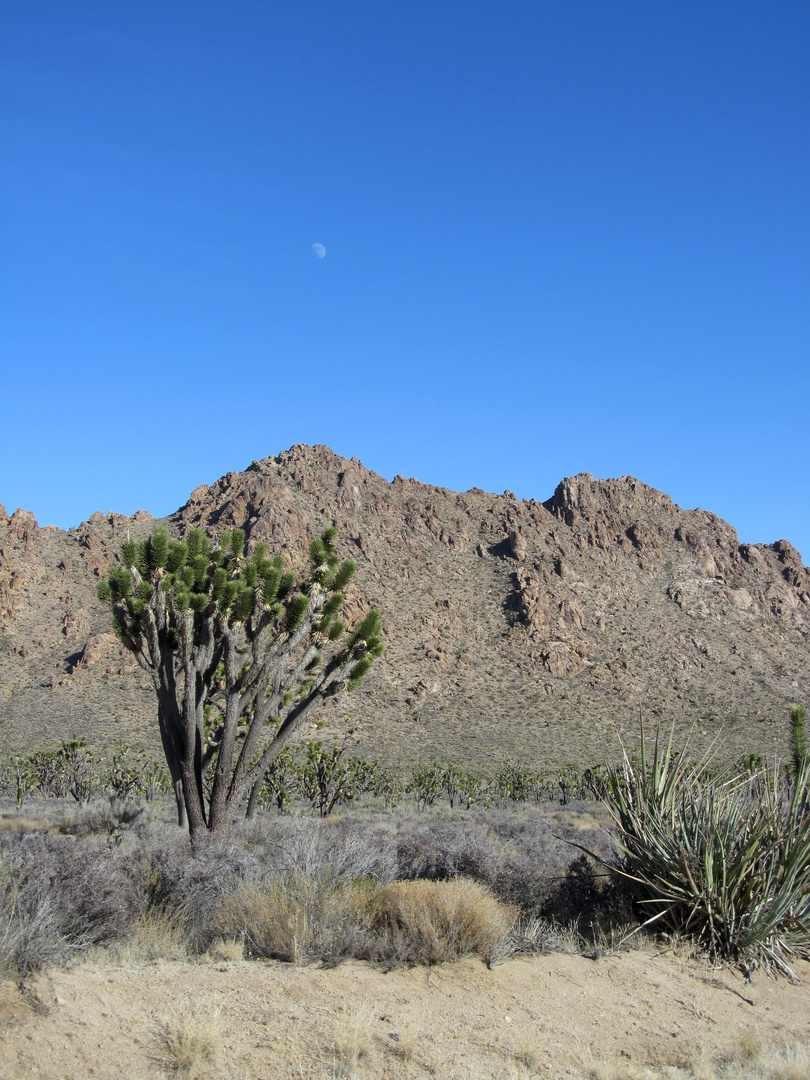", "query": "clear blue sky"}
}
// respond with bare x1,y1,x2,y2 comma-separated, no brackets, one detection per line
2,2,808,560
